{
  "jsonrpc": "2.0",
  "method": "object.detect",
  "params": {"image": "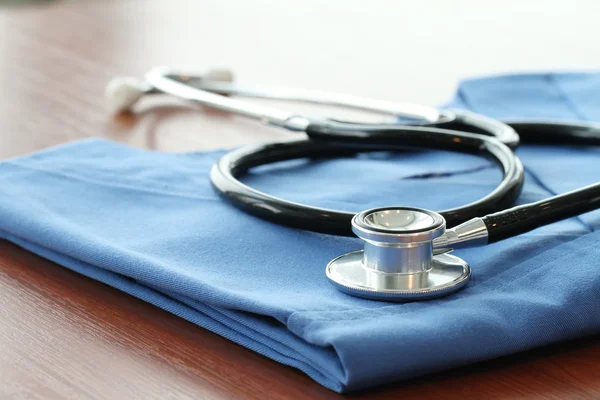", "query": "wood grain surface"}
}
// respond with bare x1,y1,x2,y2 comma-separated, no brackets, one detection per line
1,1,600,398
